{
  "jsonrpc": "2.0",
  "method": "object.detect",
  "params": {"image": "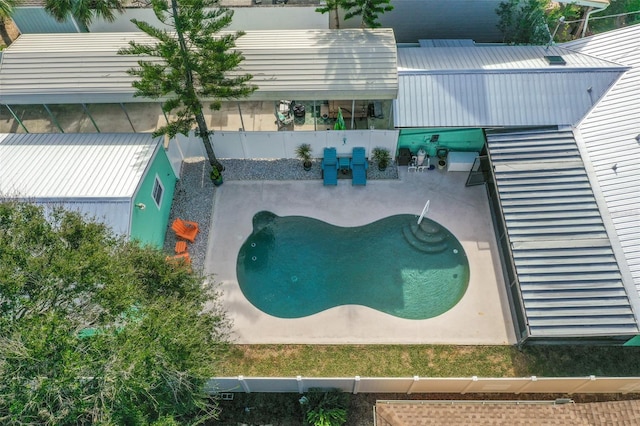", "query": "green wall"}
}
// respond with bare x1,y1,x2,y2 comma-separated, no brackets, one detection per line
624,335,640,346
397,128,486,157
130,147,177,248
